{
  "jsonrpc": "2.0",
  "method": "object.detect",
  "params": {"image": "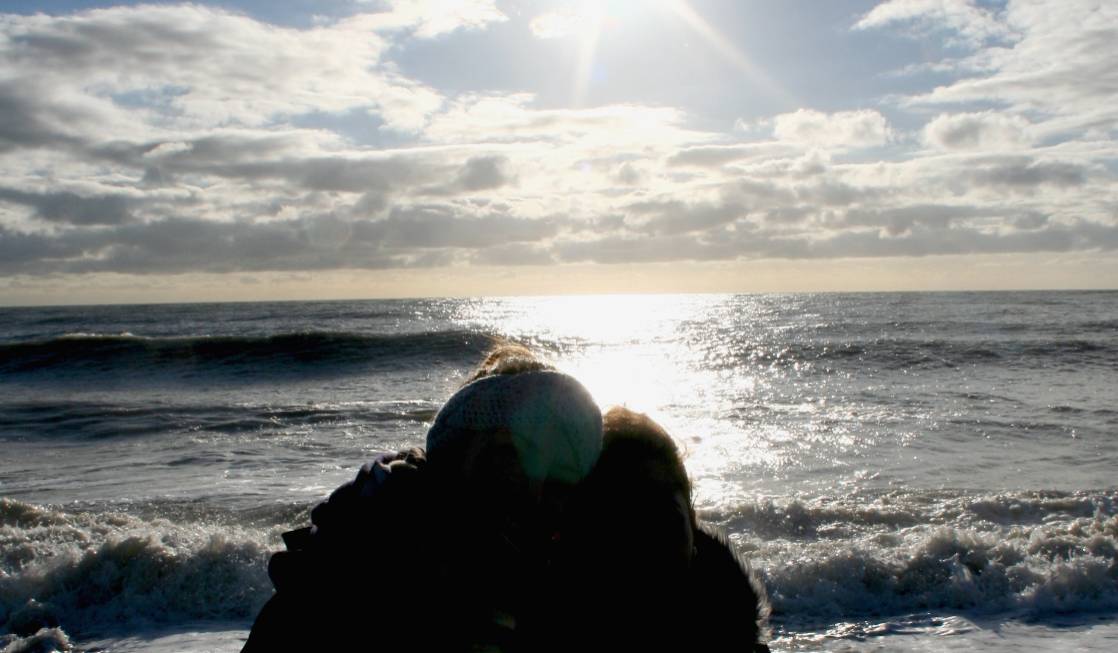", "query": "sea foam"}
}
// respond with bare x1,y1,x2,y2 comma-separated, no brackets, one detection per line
707,491,1118,626
0,499,275,640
